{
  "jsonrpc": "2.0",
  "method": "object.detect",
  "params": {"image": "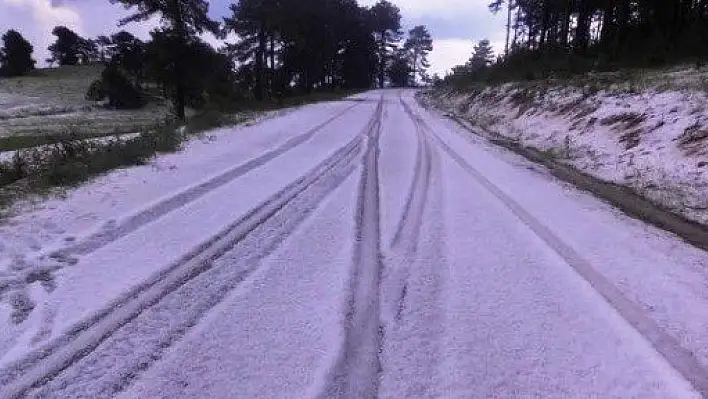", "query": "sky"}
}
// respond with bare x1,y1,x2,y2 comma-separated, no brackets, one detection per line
0,0,507,76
